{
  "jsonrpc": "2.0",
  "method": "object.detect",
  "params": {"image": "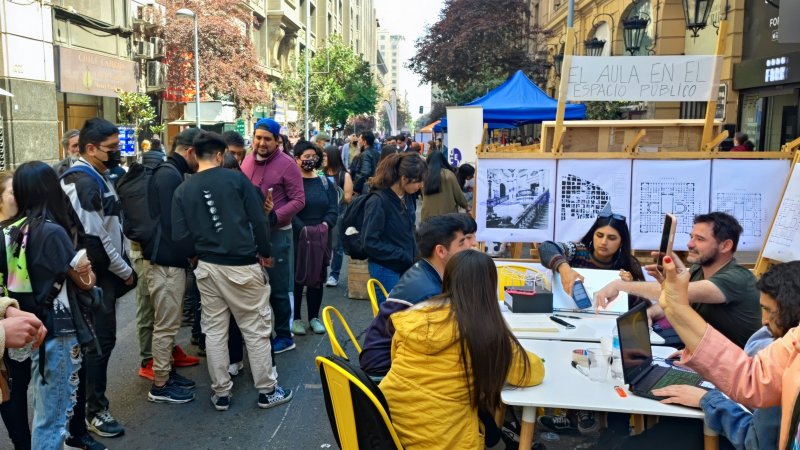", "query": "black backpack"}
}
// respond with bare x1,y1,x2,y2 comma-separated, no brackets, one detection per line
341,192,375,260
116,162,178,245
